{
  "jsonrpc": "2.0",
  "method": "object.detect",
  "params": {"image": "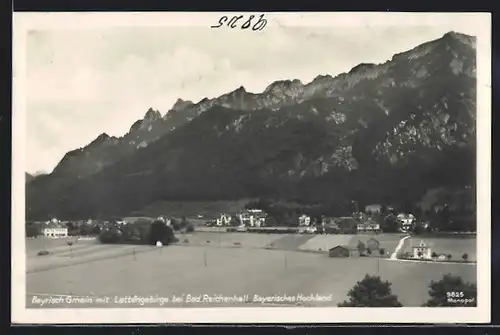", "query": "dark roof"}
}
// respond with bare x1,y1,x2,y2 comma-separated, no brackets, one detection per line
329,245,358,251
